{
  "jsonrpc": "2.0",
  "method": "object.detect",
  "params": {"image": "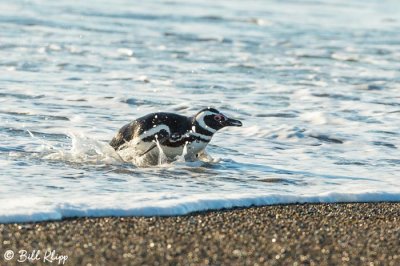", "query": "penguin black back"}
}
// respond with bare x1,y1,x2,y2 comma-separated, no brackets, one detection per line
110,112,191,150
